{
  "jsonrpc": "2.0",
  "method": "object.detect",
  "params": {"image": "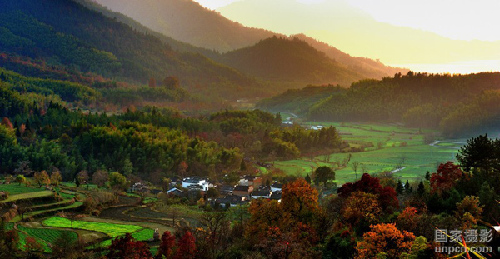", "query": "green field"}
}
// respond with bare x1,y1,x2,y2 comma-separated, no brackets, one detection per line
4,223,78,252
43,217,143,237
0,184,45,195
275,122,463,184
1,190,54,203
